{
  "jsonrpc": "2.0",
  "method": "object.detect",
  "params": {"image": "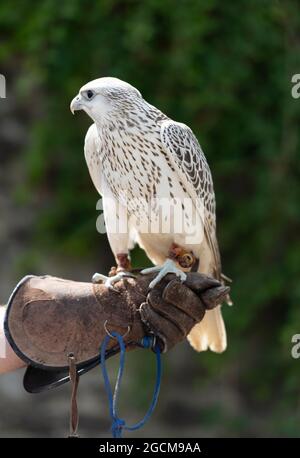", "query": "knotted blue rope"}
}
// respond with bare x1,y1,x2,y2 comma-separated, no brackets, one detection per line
100,332,161,438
